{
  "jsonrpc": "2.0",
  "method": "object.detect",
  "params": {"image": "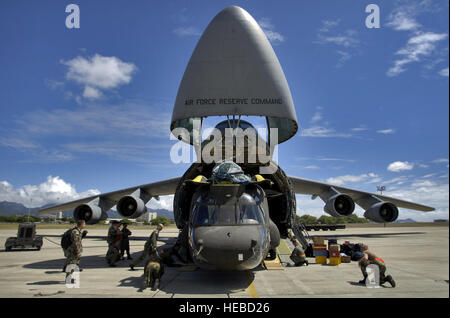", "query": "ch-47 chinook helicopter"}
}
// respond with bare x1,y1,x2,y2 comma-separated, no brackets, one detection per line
39,6,434,271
